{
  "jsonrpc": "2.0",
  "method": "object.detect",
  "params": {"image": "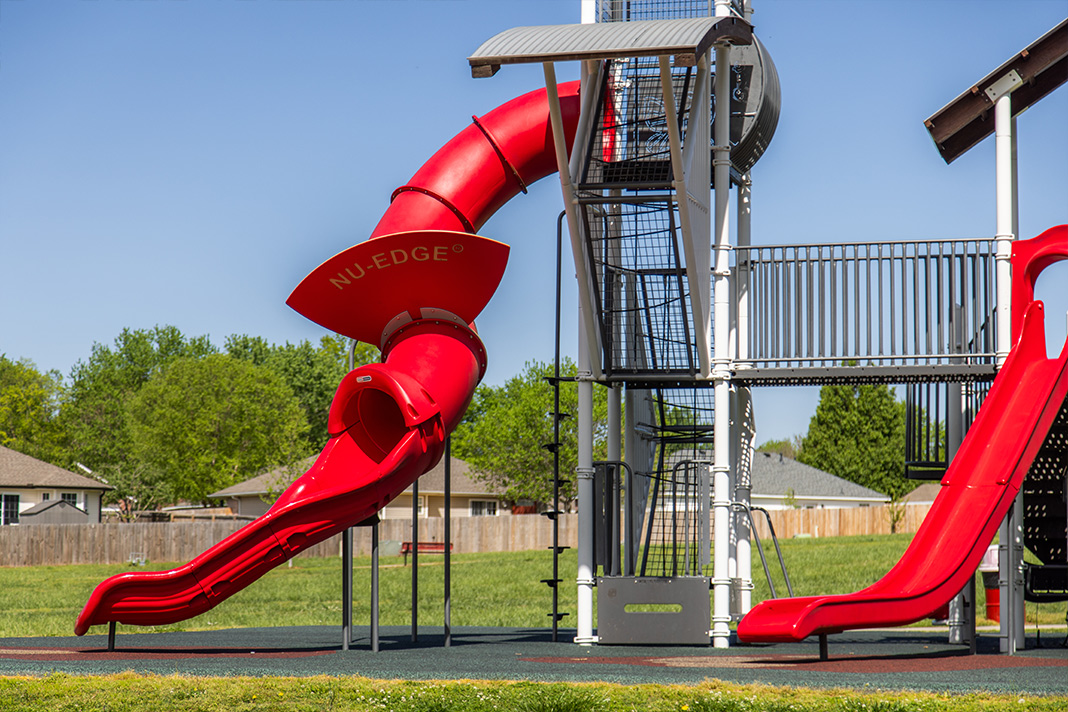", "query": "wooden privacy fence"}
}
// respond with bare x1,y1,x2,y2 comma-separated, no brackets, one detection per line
0,515,581,568
0,504,930,568
748,503,934,540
